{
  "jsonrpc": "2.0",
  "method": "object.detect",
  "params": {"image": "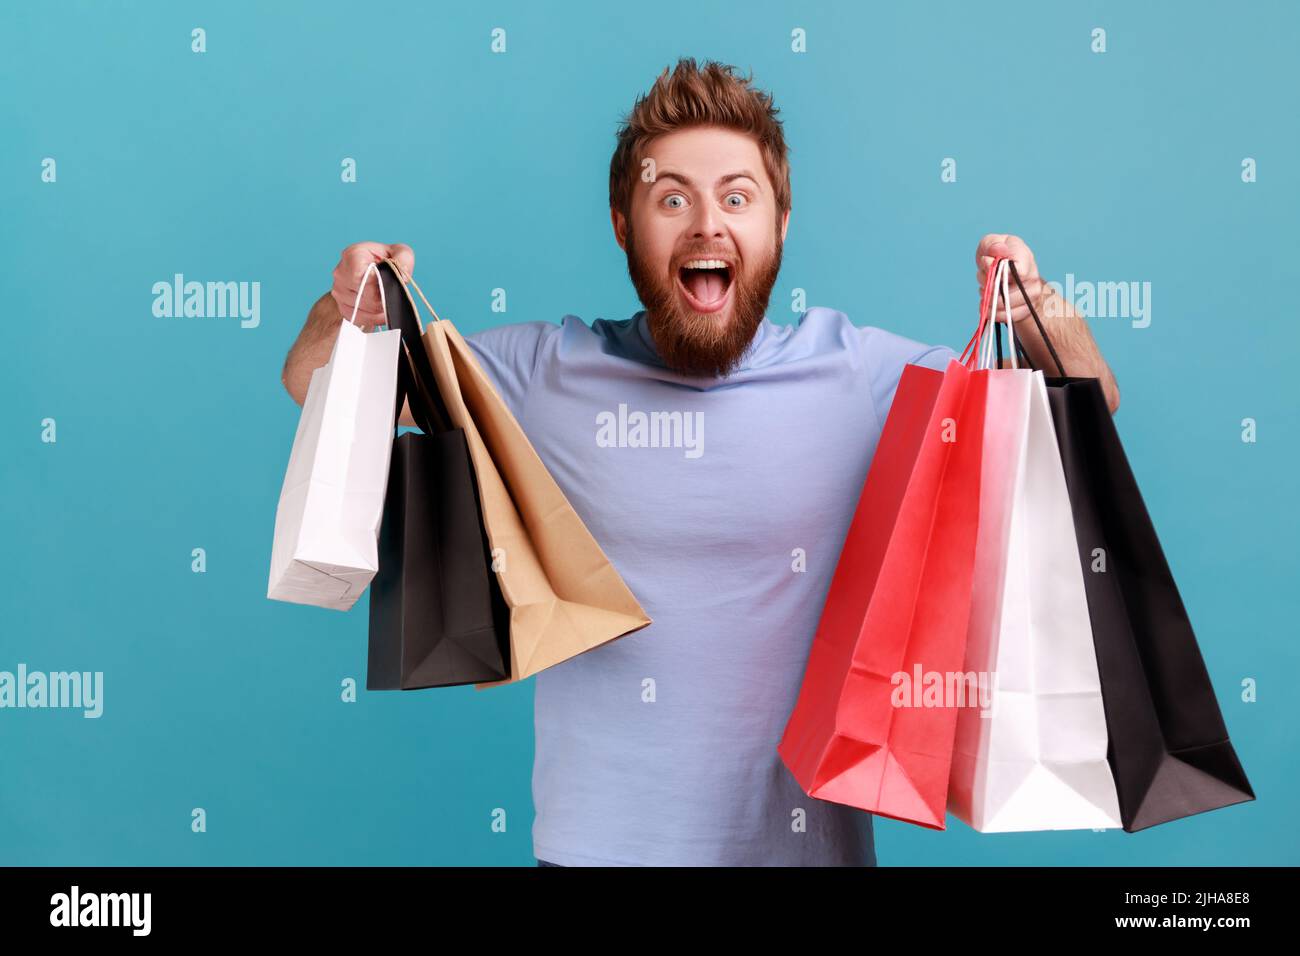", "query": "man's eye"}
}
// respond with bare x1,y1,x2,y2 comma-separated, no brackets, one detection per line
724,192,747,207
663,194,686,209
